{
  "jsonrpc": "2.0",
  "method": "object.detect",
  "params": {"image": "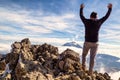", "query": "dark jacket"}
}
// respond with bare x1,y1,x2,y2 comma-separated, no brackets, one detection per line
80,8,112,42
